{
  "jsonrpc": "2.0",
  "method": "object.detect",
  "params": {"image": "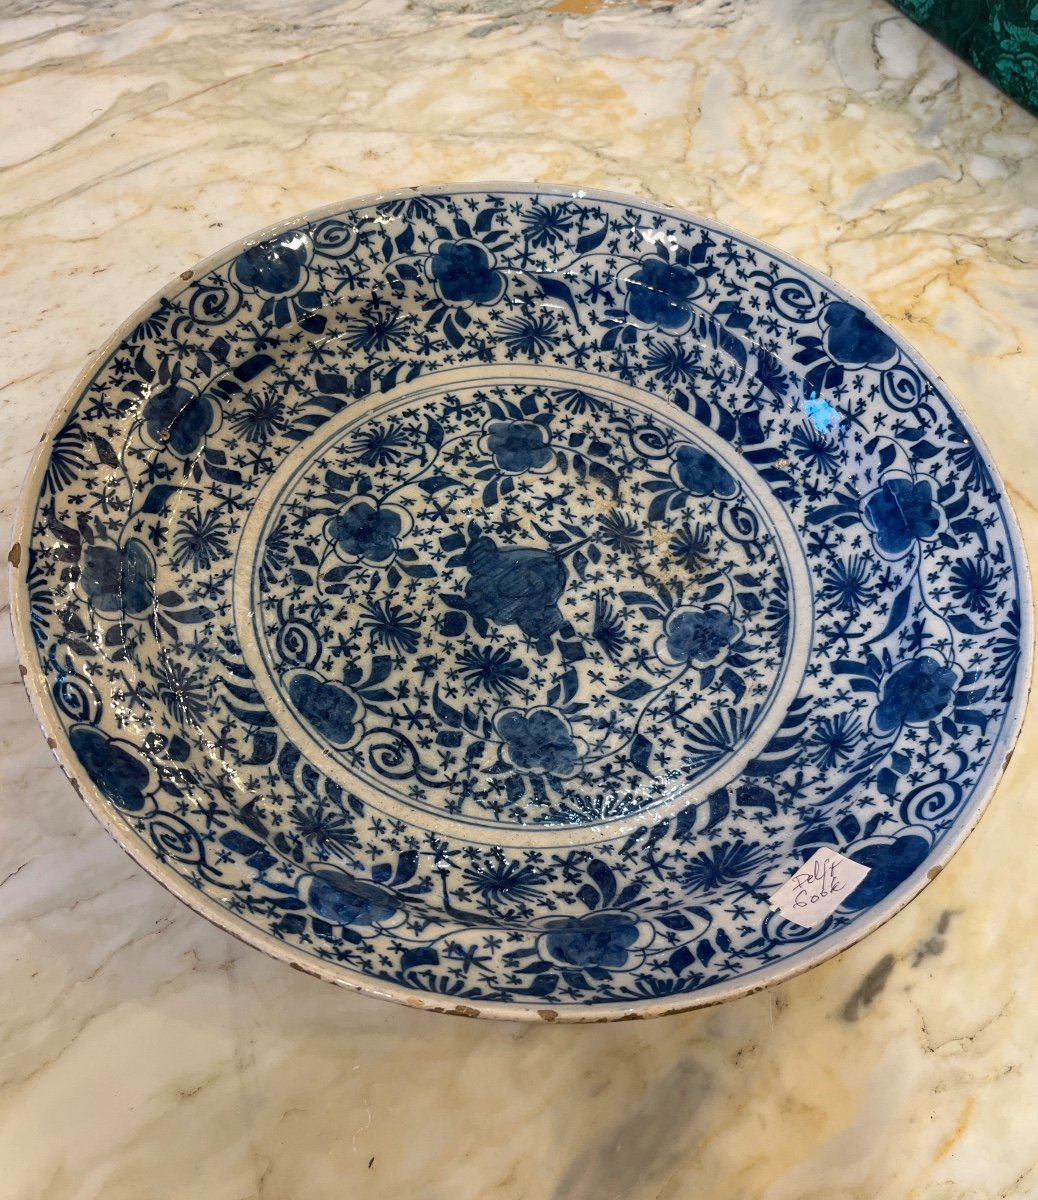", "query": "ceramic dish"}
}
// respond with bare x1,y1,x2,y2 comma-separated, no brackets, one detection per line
10,184,1031,1021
